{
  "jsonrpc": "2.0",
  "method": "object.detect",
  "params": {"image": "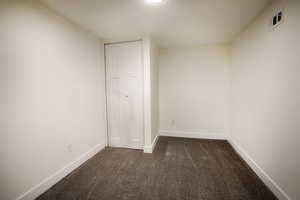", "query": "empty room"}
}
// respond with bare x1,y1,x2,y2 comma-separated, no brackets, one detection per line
1,0,299,200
